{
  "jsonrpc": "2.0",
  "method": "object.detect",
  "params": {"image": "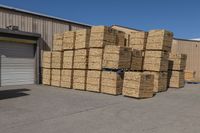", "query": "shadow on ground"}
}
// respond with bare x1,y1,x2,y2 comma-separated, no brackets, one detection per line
0,89,30,100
